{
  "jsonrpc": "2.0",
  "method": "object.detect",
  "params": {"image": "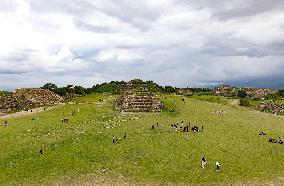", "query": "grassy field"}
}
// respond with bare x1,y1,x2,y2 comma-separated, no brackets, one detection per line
0,94,283,185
